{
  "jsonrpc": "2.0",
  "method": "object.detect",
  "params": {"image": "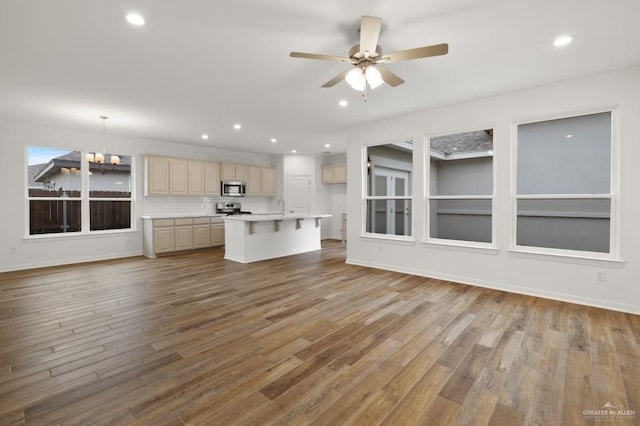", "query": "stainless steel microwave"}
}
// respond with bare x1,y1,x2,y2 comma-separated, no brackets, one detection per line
221,180,246,197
